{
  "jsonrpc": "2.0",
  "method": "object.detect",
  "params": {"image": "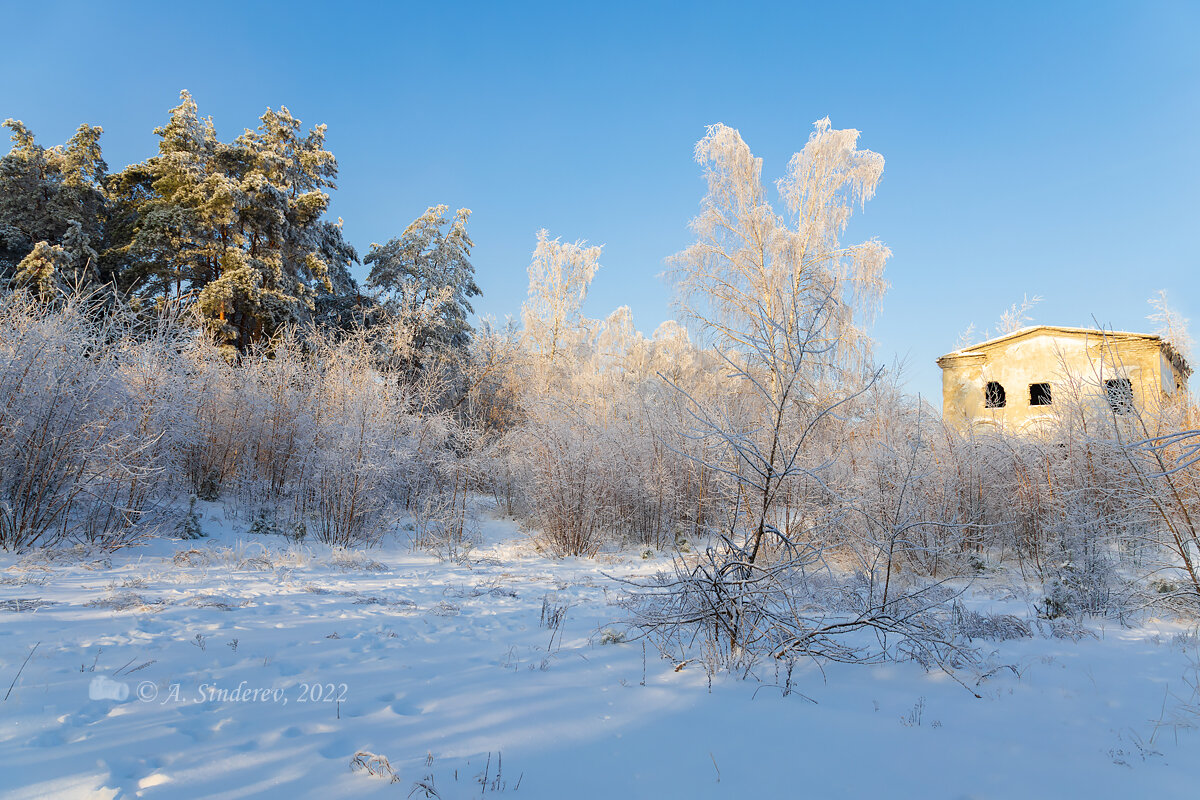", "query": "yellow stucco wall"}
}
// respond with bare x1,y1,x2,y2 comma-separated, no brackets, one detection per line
938,328,1188,431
